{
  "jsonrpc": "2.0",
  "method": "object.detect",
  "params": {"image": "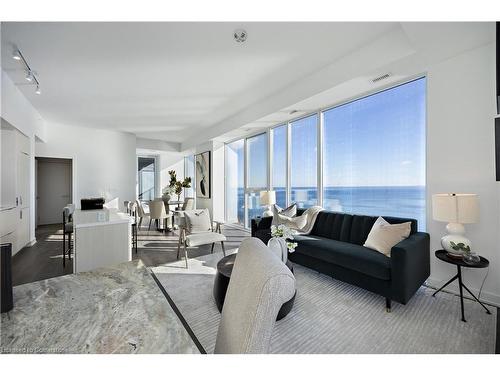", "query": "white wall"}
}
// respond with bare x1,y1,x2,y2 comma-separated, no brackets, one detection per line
426,43,500,305
36,122,136,210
